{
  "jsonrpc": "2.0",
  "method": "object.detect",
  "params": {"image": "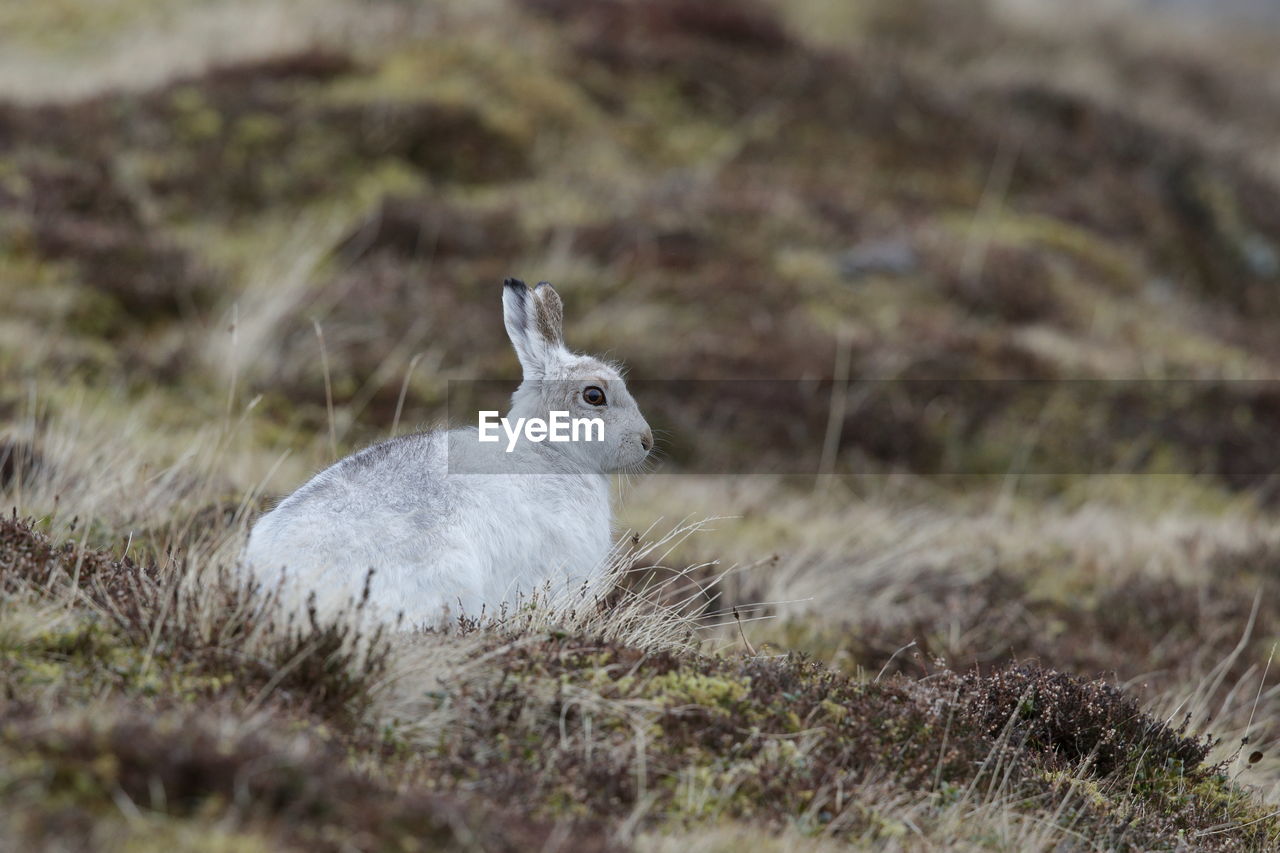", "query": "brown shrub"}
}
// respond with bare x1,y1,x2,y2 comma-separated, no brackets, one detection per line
434,639,981,814
0,50,530,218
337,195,522,263
1,702,611,853
524,0,792,54
32,217,220,325
0,517,392,726
424,634,1261,846
522,0,819,117
0,153,219,330
0,514,163,612
840,566,1275,707
994,85,1280,320
3,521,1273,847
201,49,362,84
939,244,1066,325
13,158,142,225
323,100,531,185
565,218,716,270
957,664,1214,776
138,94,529,211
